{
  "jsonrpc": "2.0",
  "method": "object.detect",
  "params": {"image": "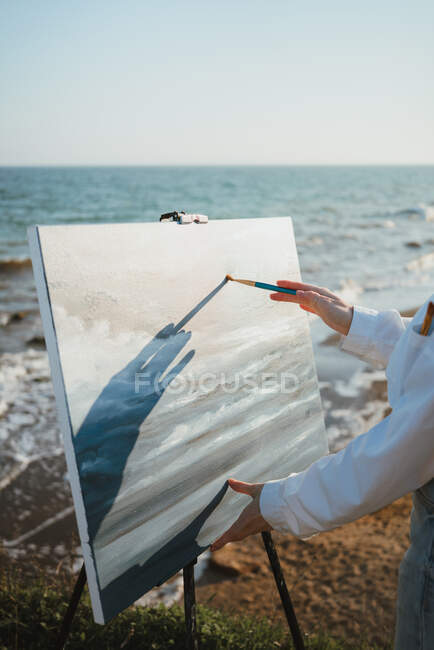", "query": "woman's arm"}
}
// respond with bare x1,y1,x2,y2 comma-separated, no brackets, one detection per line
339,306,411,368
211,338,434,548
210,291,432,551
260,335,434,537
